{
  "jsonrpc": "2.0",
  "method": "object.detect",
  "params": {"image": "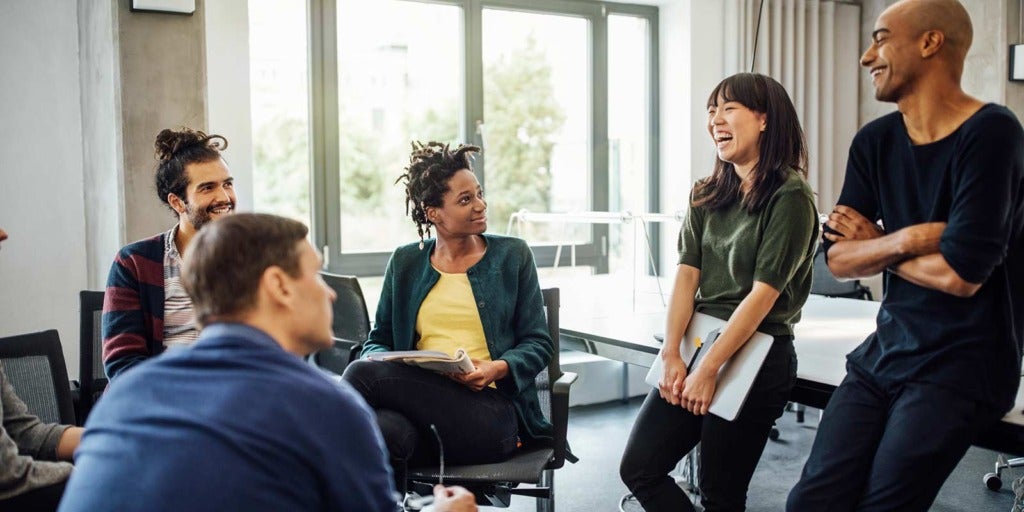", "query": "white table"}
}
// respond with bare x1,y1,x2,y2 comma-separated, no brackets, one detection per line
550,277,1024,455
